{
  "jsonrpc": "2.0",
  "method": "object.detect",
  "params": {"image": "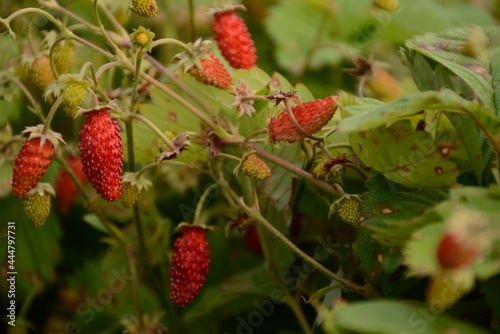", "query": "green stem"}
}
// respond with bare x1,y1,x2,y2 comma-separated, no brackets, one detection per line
55,154,90,201
193,183,218,225
18,282,44,320
128,113,175,150
49,36,66,80
143,54,222,126
325,142,351,150
42,95,64,135
243,204,371,297
126,247,145,330
78,61,94,81
246,144,345,196
8,77,43,122
151,38,193,56
136,69,231,138
240,129,266,151
92,0,128,63
97,0,129,37
6,7,63,30
467,112,500,168
212,153,242,162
